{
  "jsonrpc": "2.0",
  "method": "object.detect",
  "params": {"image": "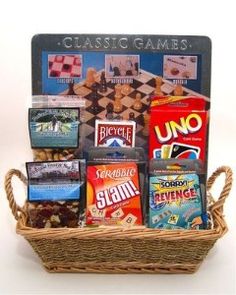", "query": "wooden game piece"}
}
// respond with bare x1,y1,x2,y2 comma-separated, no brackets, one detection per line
128,112,137,126
88,83,101,113
121,84,131,95
113,97,123,113
133,93,142,111
142,112,150,136
174,84,184,96
154,85,163,96
106,102,114,120
155,76,162,87
99,71,107,93
67,82,76,95
91,82,99,99
154,76,163,96
114,84,122,99
113,84,123,113
129,112,135,121
85,67,96,88
106,102,114,113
